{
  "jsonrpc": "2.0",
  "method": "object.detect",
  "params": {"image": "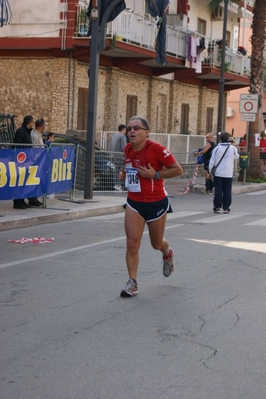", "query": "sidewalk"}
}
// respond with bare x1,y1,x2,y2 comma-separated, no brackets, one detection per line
0,192,127,232
1,178,266,231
